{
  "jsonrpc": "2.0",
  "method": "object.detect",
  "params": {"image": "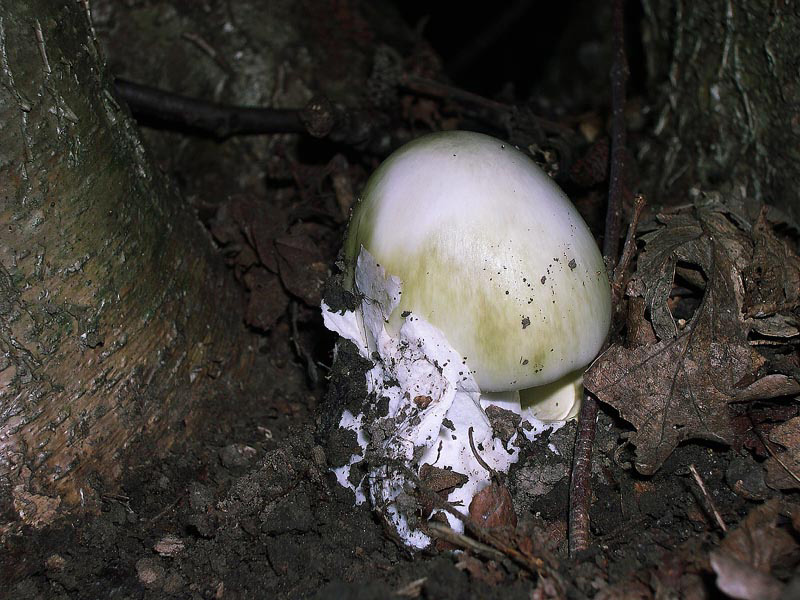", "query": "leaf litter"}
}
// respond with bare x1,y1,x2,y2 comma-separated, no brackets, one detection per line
585,199,800,475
